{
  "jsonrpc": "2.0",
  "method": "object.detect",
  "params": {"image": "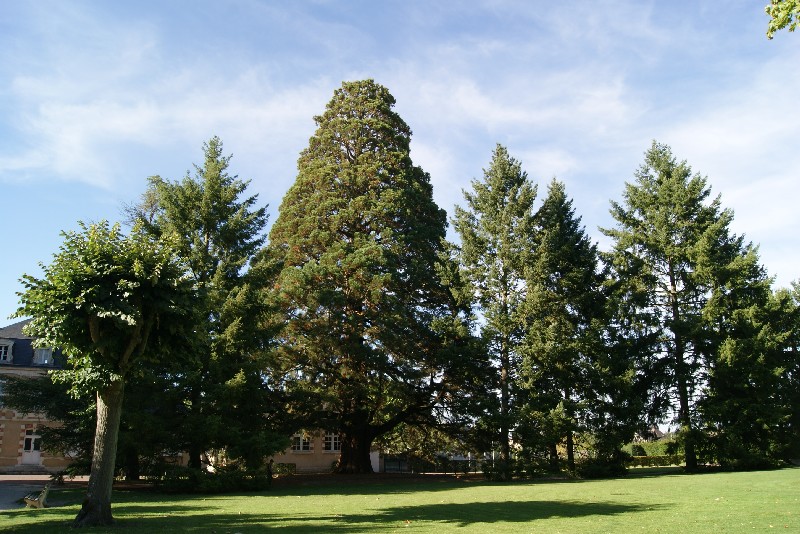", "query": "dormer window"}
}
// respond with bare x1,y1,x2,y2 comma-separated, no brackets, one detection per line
33,348,53,366
0,340,13,363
